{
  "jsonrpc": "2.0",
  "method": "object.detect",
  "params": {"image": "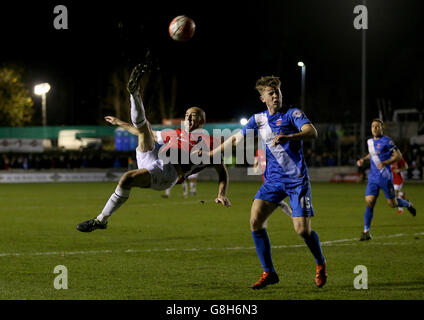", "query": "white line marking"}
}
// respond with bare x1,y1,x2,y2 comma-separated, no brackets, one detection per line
2,200,213,211
0,232,422,258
